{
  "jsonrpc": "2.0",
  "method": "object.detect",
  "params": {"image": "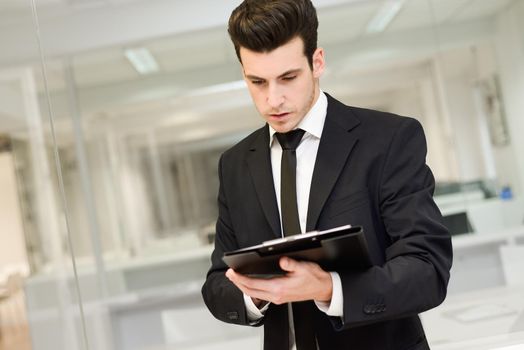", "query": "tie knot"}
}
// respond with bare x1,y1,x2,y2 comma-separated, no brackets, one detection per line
275,129,305,151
